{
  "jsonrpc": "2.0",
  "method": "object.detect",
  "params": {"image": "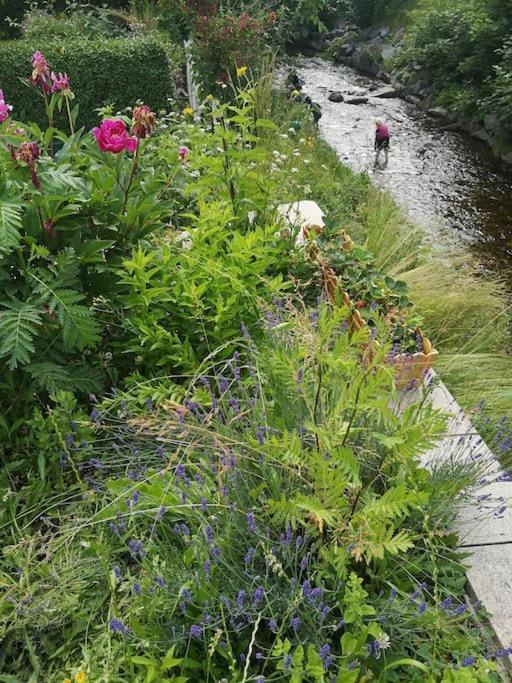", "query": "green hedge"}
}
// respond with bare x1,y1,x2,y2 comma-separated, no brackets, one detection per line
0,37,174,129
